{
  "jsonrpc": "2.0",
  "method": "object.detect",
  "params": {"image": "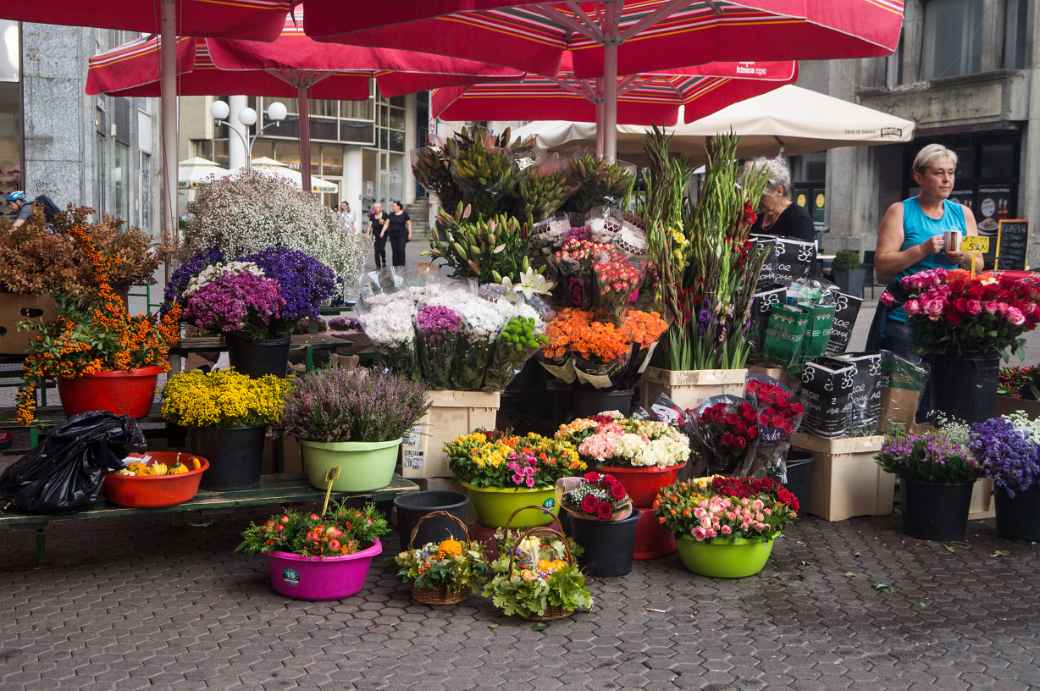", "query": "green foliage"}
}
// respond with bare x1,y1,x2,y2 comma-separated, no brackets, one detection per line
564,155,635,215
832,250,862,271
482,531,592,619
427,205,533,284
